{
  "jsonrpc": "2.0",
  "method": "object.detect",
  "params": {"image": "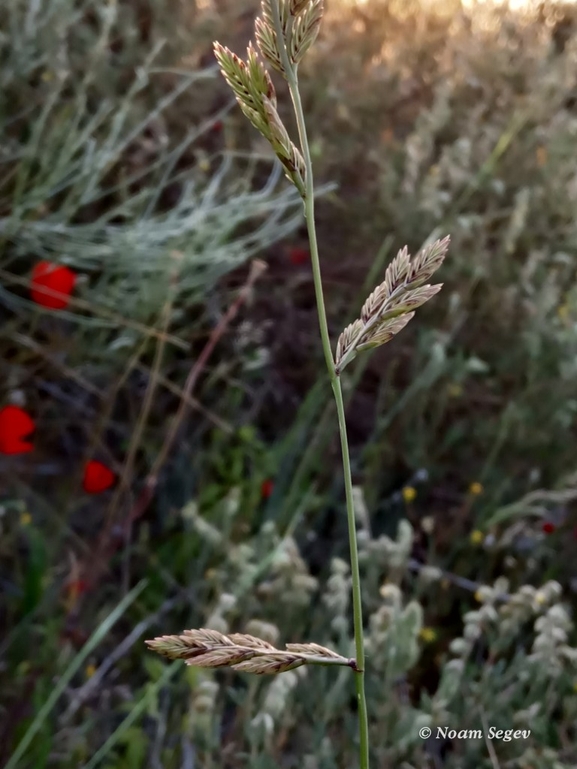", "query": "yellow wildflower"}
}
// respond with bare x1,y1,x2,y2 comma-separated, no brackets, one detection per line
20,511,32,526
85,663,97,679
419,627,437,643
447,383,463,398
470,529,484,546
402,486,417,504
469,482,483,496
